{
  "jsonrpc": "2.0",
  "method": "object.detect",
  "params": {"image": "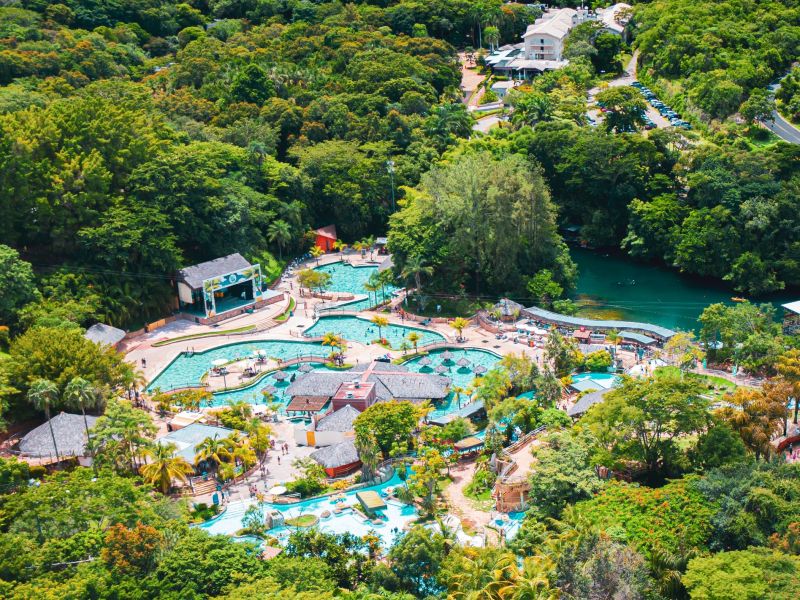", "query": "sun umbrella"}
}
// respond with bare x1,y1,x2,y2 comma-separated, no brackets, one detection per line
273,371,287,381
268,485,287,495
212,359,227,367
474,365,487,375
298,364,313,373
418,357,432,366
441,351,453,361
457,357,470,367
261,385,277,395
435,365,448,374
